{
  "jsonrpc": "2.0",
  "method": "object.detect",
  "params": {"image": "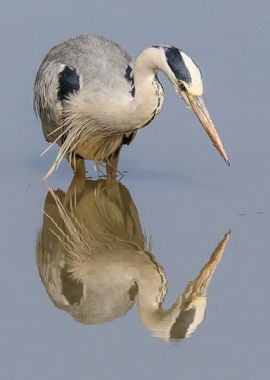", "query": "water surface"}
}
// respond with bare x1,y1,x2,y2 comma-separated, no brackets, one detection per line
1,1,269,379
